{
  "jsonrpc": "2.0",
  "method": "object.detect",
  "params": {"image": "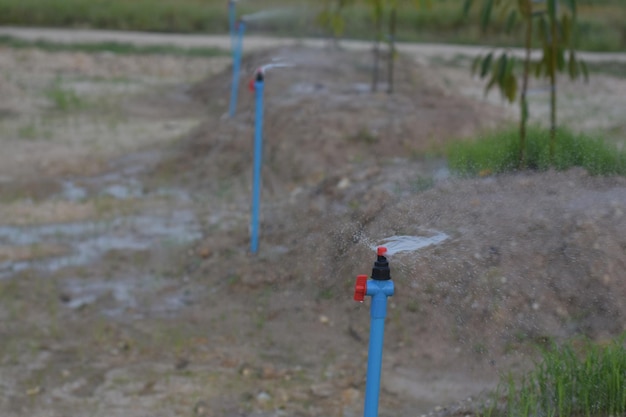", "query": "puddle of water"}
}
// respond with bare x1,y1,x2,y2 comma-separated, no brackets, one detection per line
64,280,136,311
62,180,88,202
290,82,325,94
352,83,370,94
0,210,202,279
102,181,143,199
61,178,144,201
61,274,191,318
371,231,449,255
